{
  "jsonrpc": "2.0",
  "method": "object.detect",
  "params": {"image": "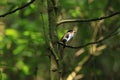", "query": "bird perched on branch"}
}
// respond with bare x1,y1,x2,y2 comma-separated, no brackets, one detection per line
61,30,76,48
